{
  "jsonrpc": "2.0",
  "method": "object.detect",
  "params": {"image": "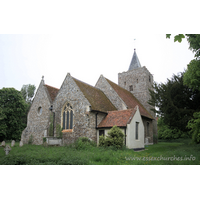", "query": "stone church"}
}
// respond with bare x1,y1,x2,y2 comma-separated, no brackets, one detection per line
21,49,157,148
